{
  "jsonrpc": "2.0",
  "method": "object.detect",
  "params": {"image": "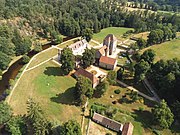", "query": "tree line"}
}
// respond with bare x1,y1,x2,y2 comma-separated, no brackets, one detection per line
0,100,82,135
0,0,179,71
